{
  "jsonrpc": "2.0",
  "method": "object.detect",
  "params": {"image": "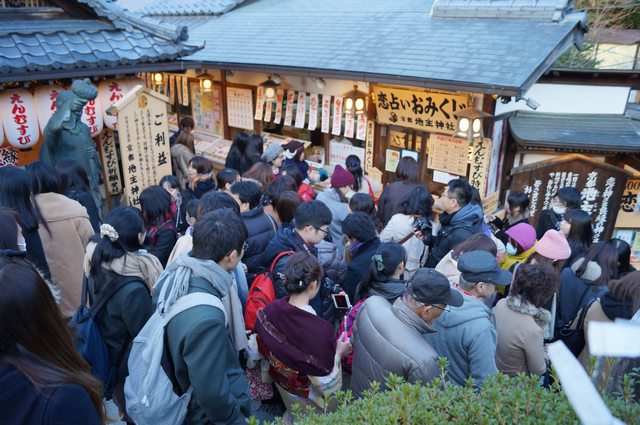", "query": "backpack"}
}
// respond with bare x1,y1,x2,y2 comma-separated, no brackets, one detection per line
124,290,227,425
68,274,141,399
244,251,293,331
